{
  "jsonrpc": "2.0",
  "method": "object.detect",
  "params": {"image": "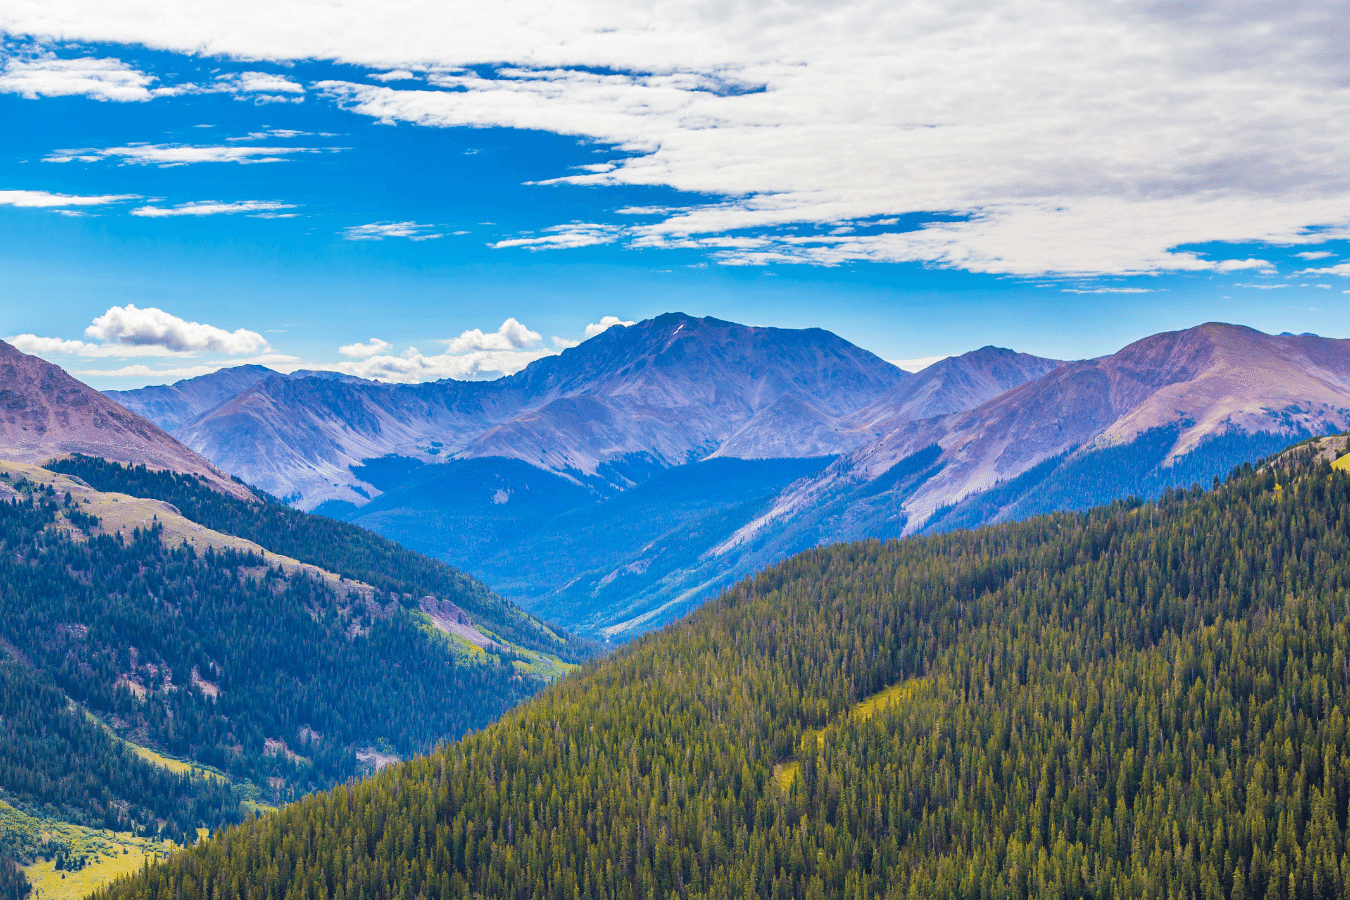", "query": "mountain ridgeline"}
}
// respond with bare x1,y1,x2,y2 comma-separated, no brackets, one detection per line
103,320,1350,640
98,438,1350,900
